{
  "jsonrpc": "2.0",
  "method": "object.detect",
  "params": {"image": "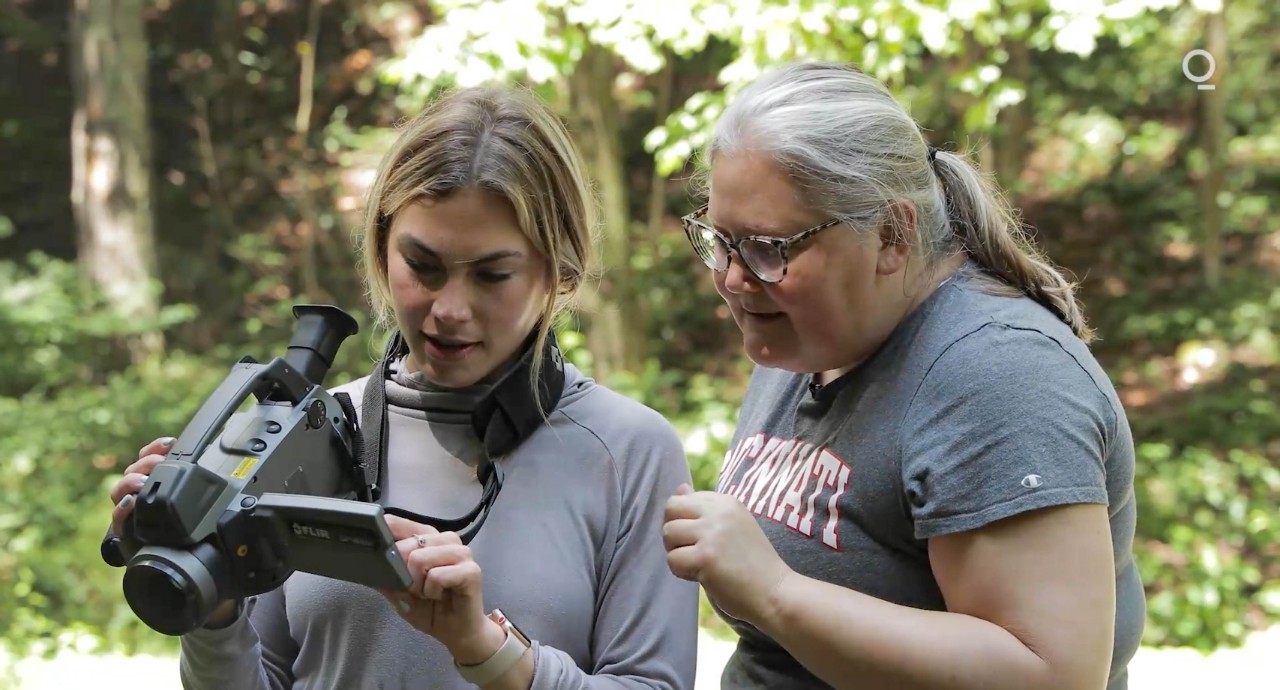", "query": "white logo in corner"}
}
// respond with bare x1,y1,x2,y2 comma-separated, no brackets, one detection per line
1020,474,1044,489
